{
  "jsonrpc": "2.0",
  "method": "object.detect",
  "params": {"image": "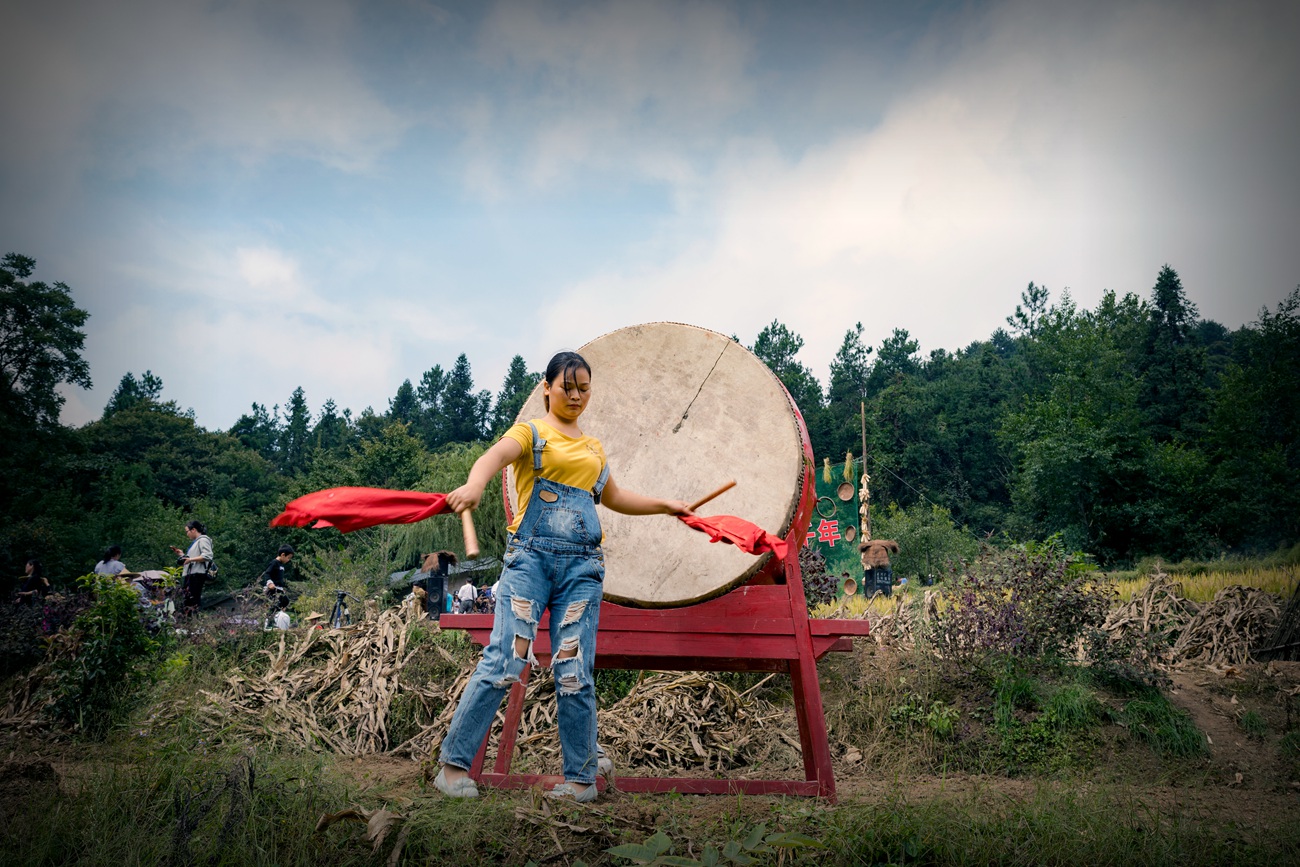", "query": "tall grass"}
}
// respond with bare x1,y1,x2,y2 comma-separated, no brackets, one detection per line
1113,567,1298,604
5,746,1296,866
